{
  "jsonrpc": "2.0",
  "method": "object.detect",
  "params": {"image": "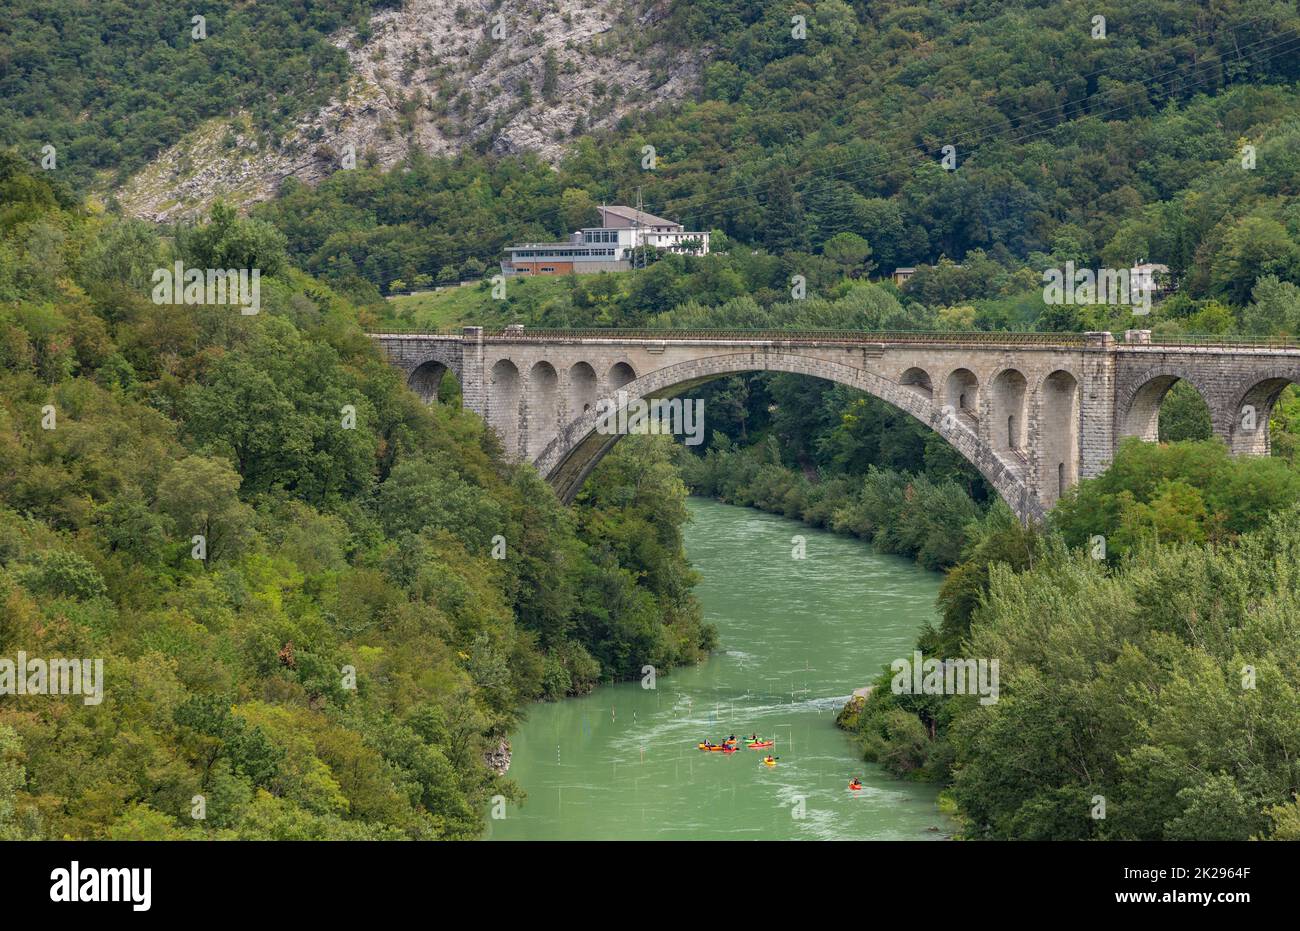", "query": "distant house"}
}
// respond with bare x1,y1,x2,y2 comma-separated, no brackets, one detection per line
892,264,963,287
501,206,710,276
